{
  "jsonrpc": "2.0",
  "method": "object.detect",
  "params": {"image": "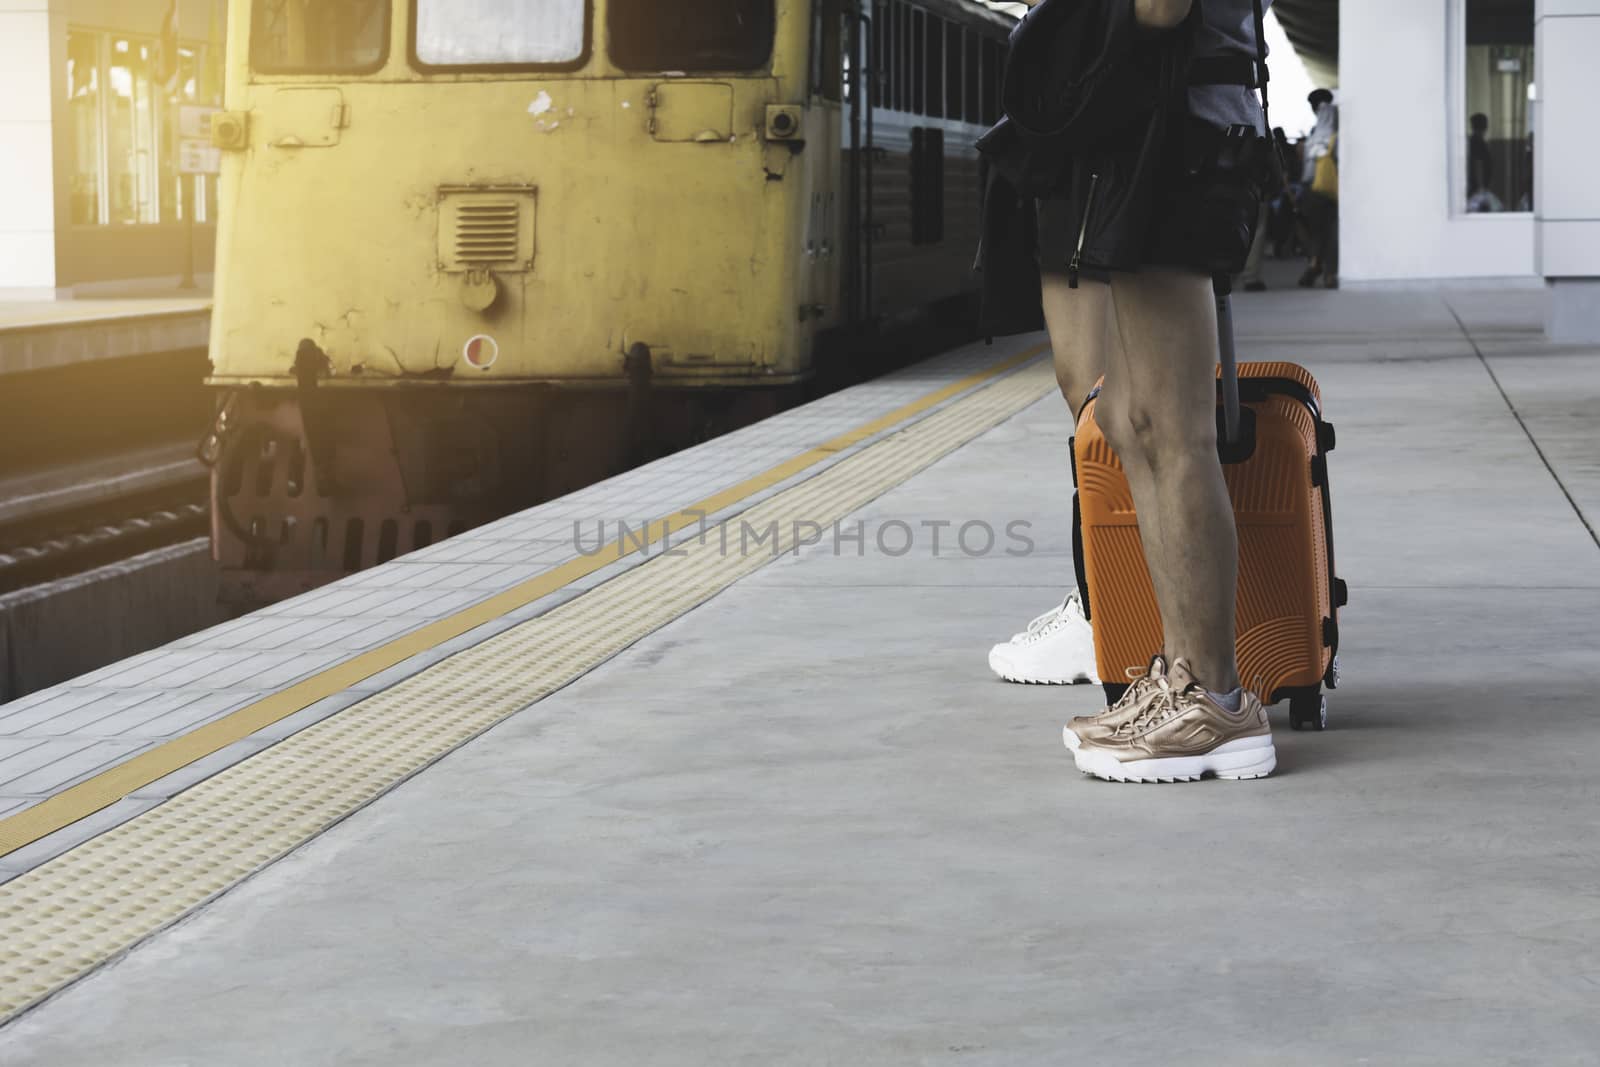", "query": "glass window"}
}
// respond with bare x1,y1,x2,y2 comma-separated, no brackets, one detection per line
874,2,889,108
811,0,843,101
982,37,1003,124
161,47,197,225
911,9,924,114
66,28,224,229
107,37,161,225
923,15,942,119
895,2,909,111
416,0,585,67
944,23,961,119
251,0,389,73
609,0,773,72
160,47,221,225
67,32,104,225
1462,0,1533,213
963,31,979,122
